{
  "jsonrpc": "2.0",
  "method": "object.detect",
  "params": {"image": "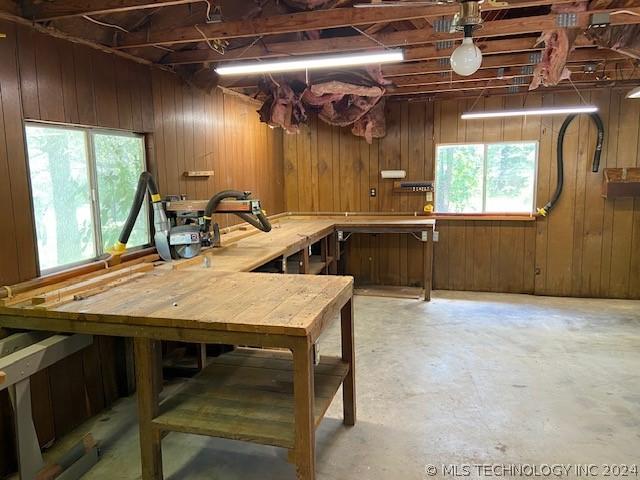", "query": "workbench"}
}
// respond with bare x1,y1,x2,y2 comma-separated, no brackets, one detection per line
0,271,354,480
180,214,436,299
0,213,435,480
